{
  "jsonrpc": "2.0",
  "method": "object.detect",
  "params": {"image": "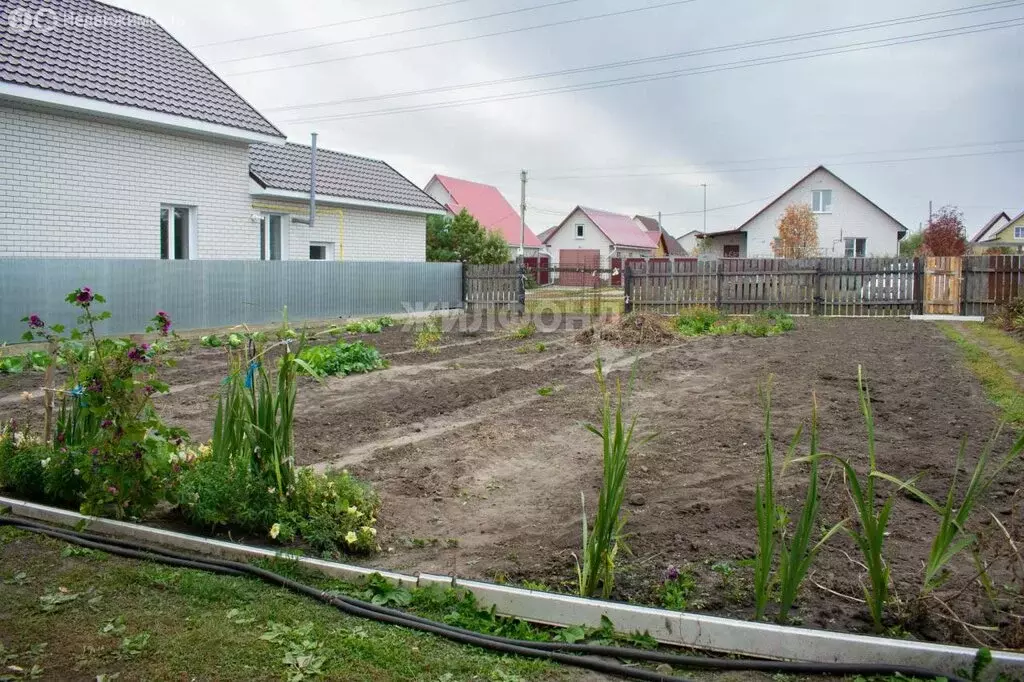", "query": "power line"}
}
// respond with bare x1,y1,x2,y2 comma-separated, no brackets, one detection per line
537,148,1024,183
662,197,776,216
278,17,1024,122
227,0,701,76
535,138,1024,180
195,0,484,47
263,0,1021,112
215,0,585,64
